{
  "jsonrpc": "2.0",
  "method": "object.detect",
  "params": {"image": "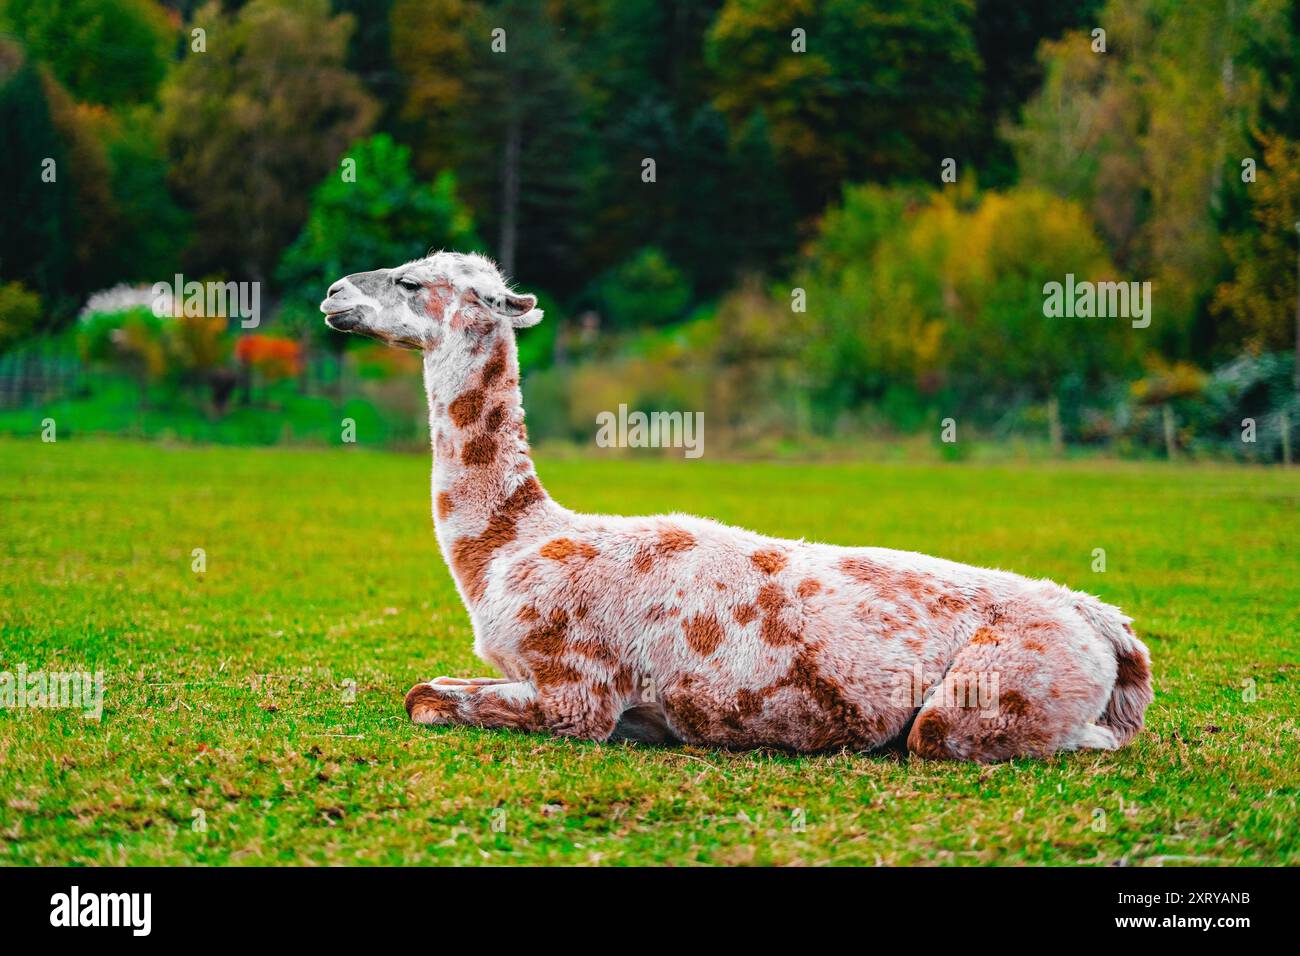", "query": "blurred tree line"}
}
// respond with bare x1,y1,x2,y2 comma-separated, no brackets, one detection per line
0,0,1296,456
